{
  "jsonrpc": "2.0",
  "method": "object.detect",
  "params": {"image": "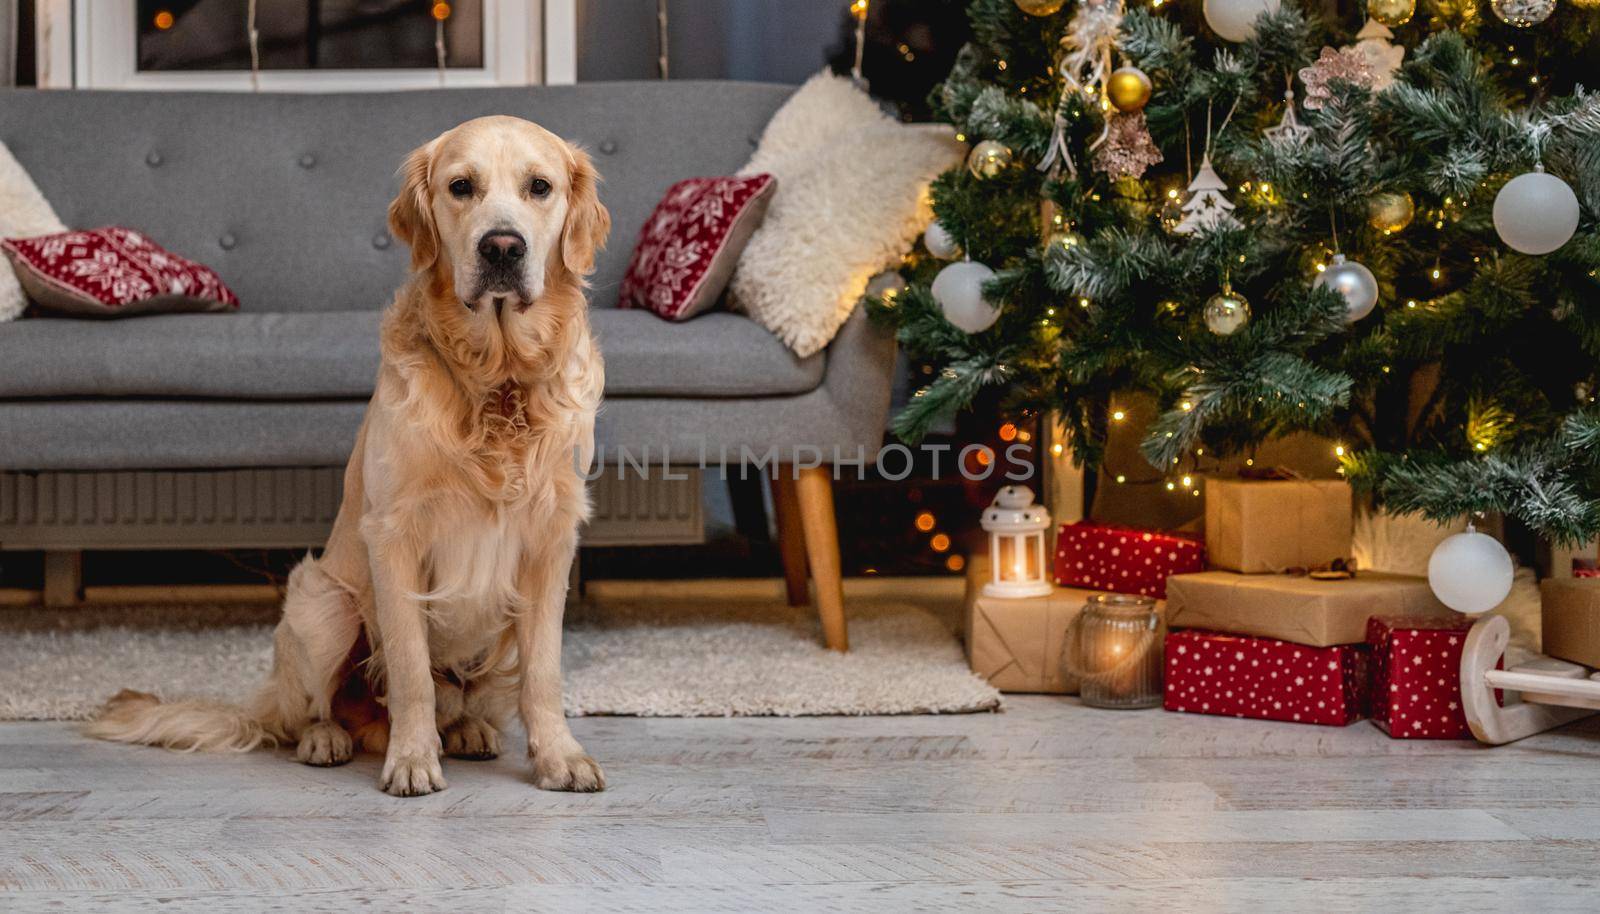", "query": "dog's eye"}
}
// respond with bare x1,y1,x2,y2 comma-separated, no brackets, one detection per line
530,178,552,198
448,178,473,198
